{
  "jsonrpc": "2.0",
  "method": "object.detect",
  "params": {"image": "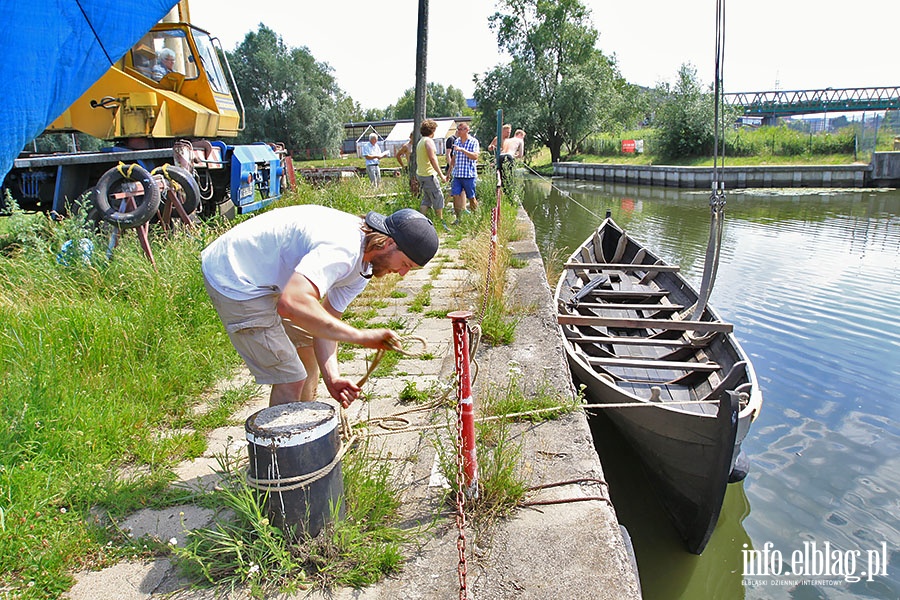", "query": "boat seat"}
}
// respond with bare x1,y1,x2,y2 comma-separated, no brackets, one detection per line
558,314,733,333
564,262,680,273
567,334,692,348
580,289,670,300
586,356,720,372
